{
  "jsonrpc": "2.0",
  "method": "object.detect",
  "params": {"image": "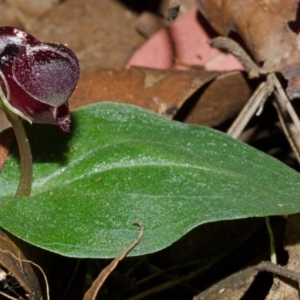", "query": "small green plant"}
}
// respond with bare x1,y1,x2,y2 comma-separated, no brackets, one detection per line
0,26,79,198
0,27,300,264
